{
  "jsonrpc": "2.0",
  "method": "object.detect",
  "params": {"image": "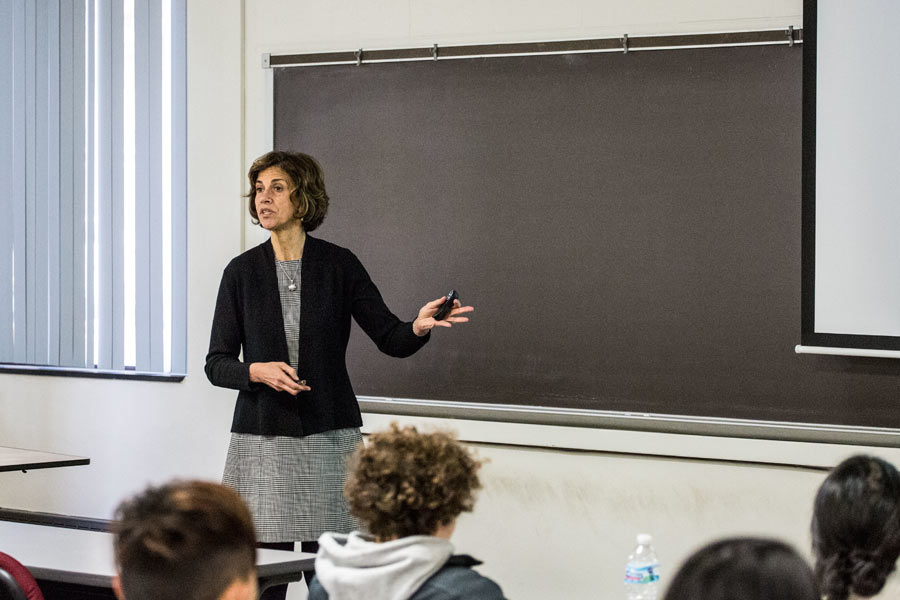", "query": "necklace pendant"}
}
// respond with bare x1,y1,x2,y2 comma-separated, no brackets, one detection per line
288,282,297,292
